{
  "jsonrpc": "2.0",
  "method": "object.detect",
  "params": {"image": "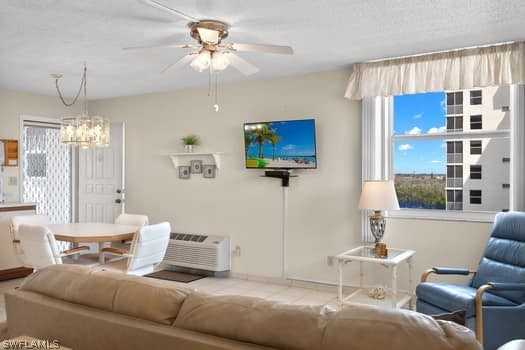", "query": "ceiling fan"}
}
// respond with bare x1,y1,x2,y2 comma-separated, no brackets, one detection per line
123,0,294,76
